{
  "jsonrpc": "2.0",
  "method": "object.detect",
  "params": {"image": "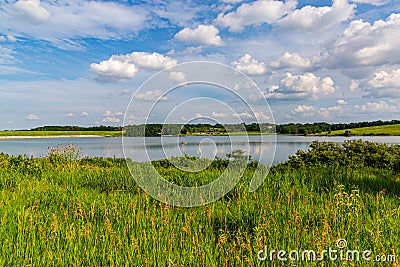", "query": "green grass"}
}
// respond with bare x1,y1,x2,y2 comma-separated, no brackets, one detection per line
0,147,398,266
0,130,123,137
316,124,400,136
